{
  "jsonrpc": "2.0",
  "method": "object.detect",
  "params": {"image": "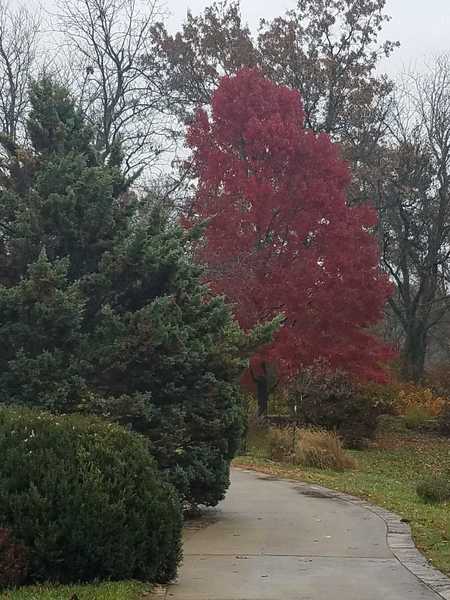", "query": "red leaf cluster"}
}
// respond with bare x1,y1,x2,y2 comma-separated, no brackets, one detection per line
186,68,393,382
